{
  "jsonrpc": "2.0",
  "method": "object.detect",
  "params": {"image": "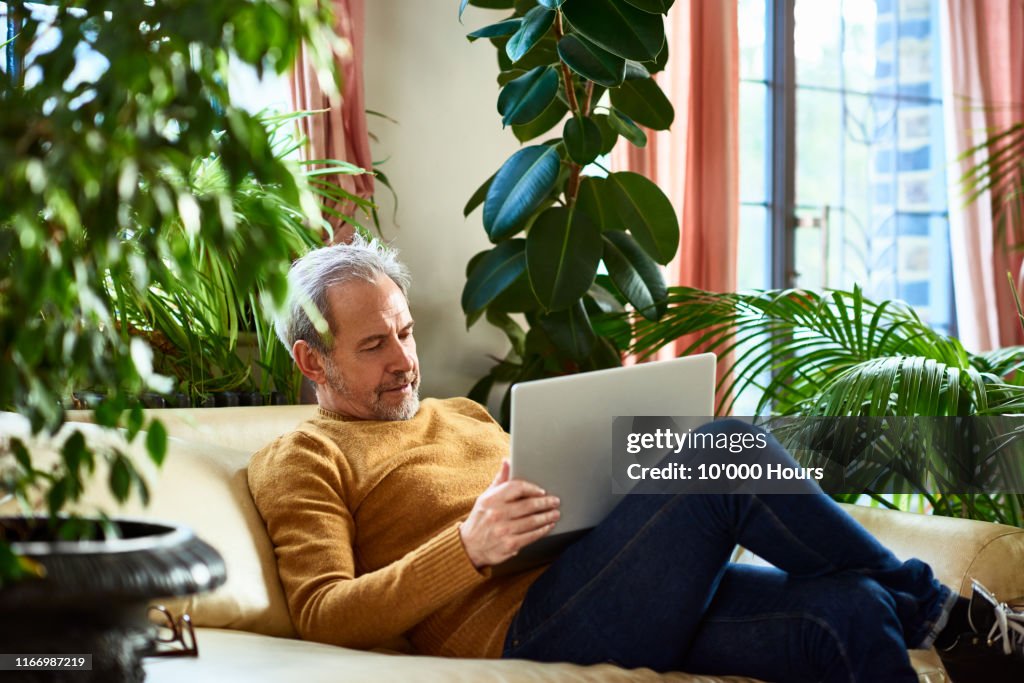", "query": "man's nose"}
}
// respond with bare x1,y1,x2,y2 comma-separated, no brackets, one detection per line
388,339,415,372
